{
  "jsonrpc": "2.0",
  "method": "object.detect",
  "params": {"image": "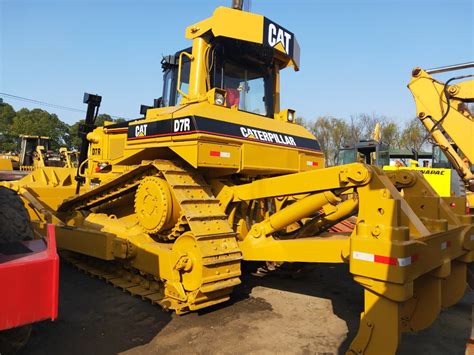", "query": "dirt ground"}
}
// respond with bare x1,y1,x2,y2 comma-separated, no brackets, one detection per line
21,261,473,355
